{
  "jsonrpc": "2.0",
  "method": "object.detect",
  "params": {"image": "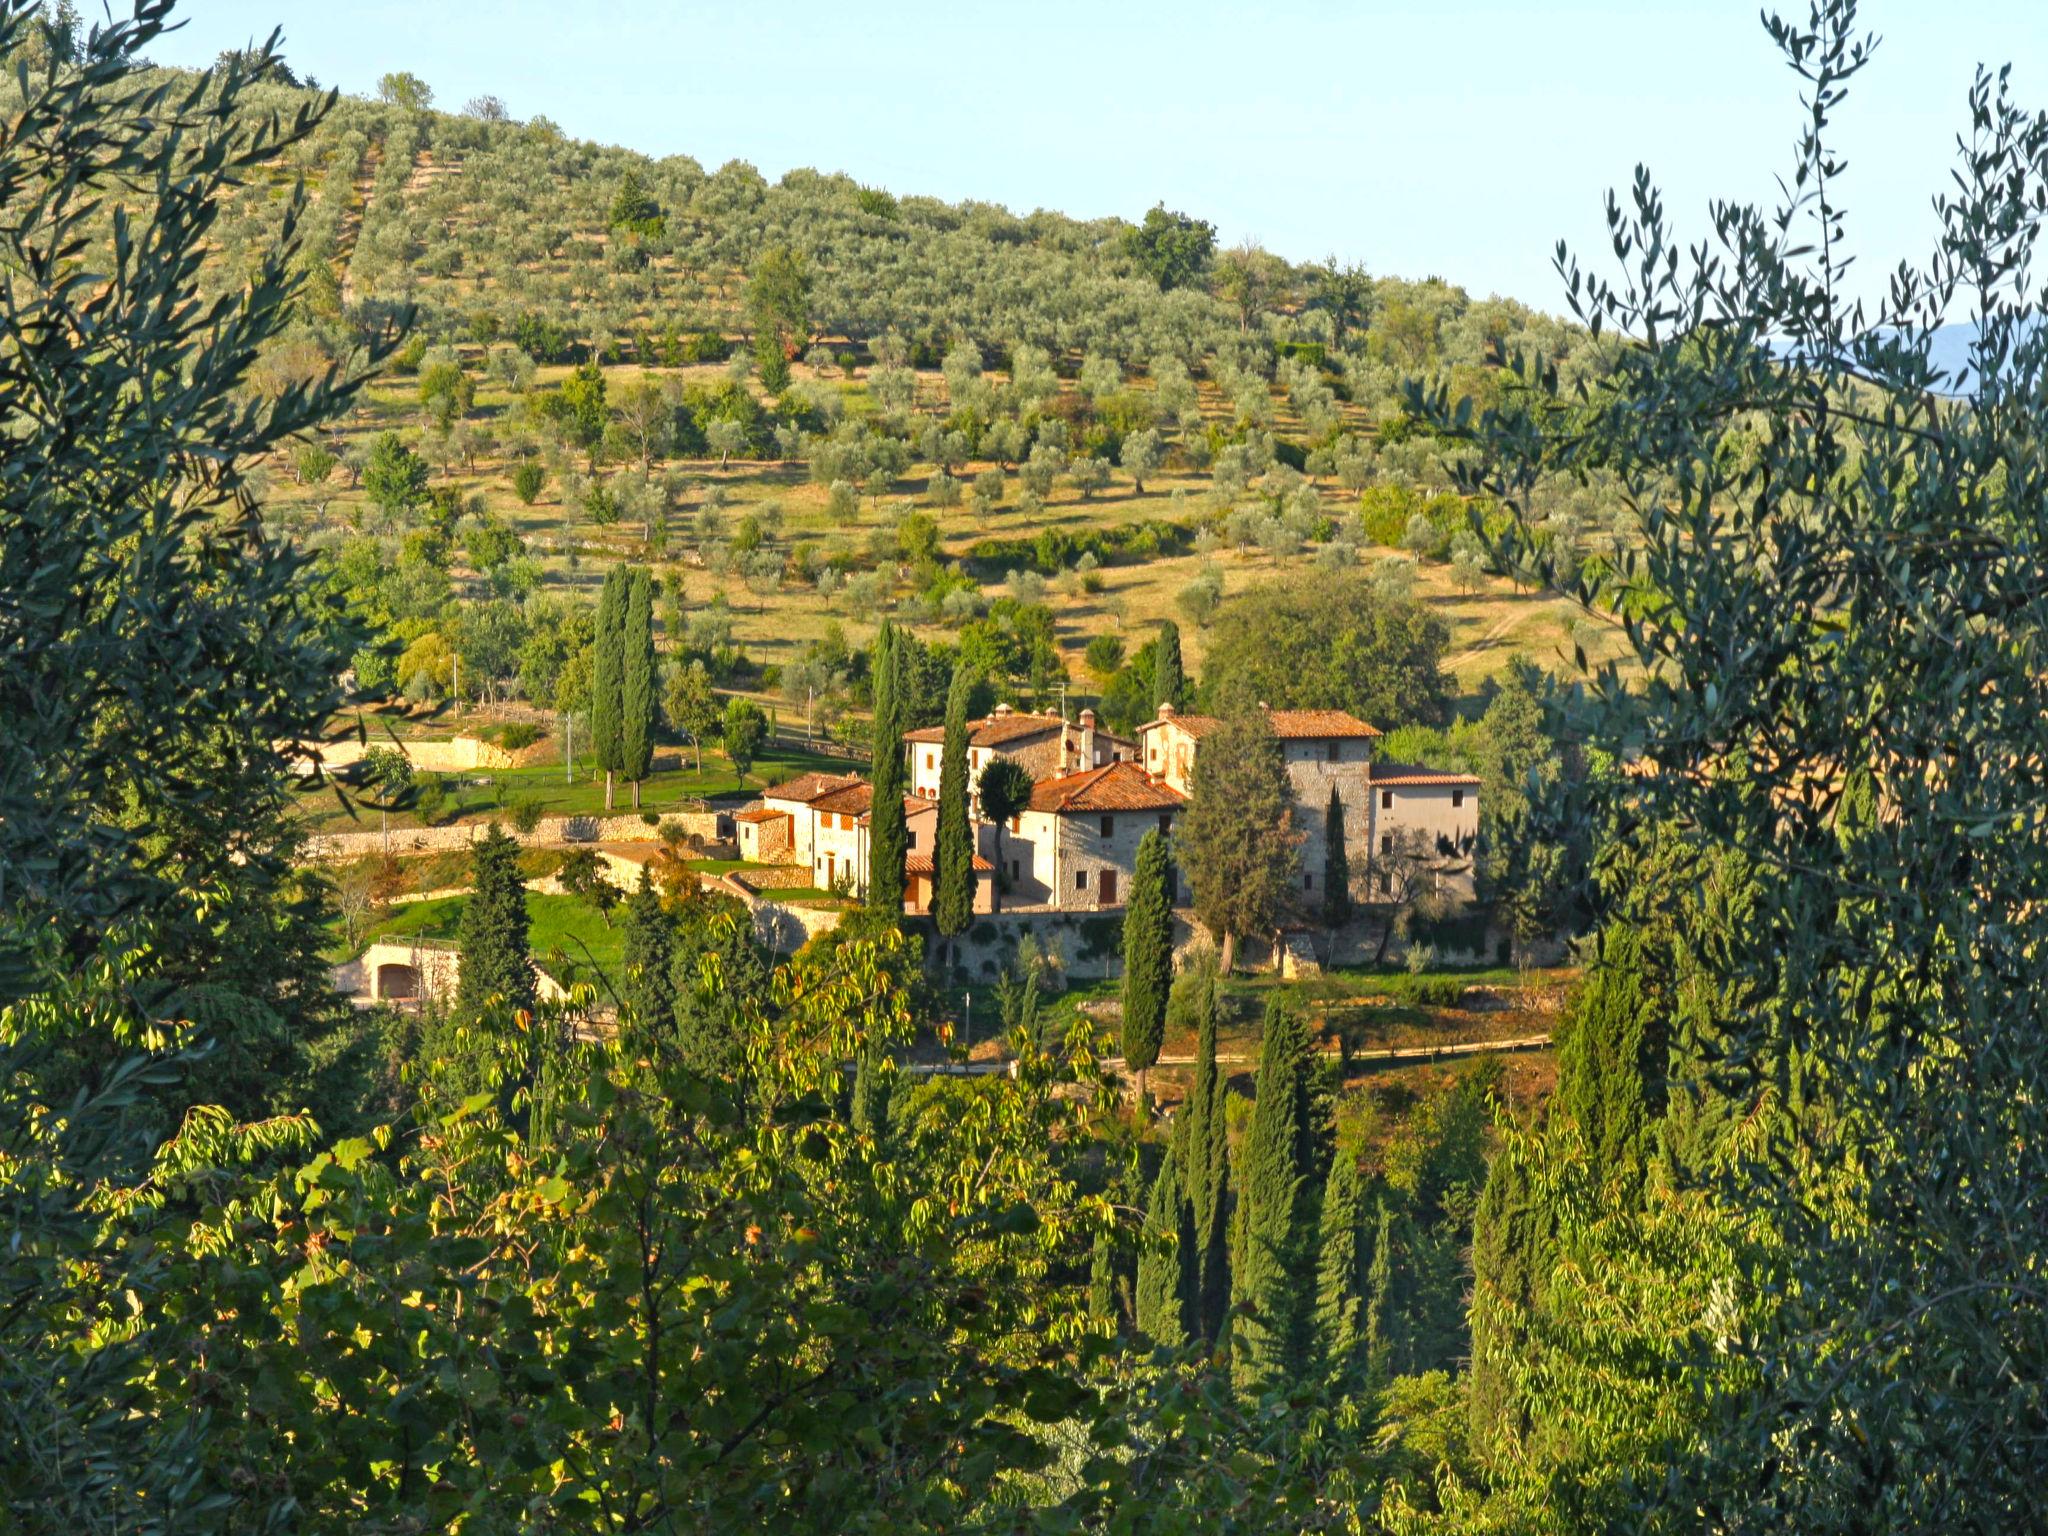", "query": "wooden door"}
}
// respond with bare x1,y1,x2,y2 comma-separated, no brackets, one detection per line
1099,869,1117,905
